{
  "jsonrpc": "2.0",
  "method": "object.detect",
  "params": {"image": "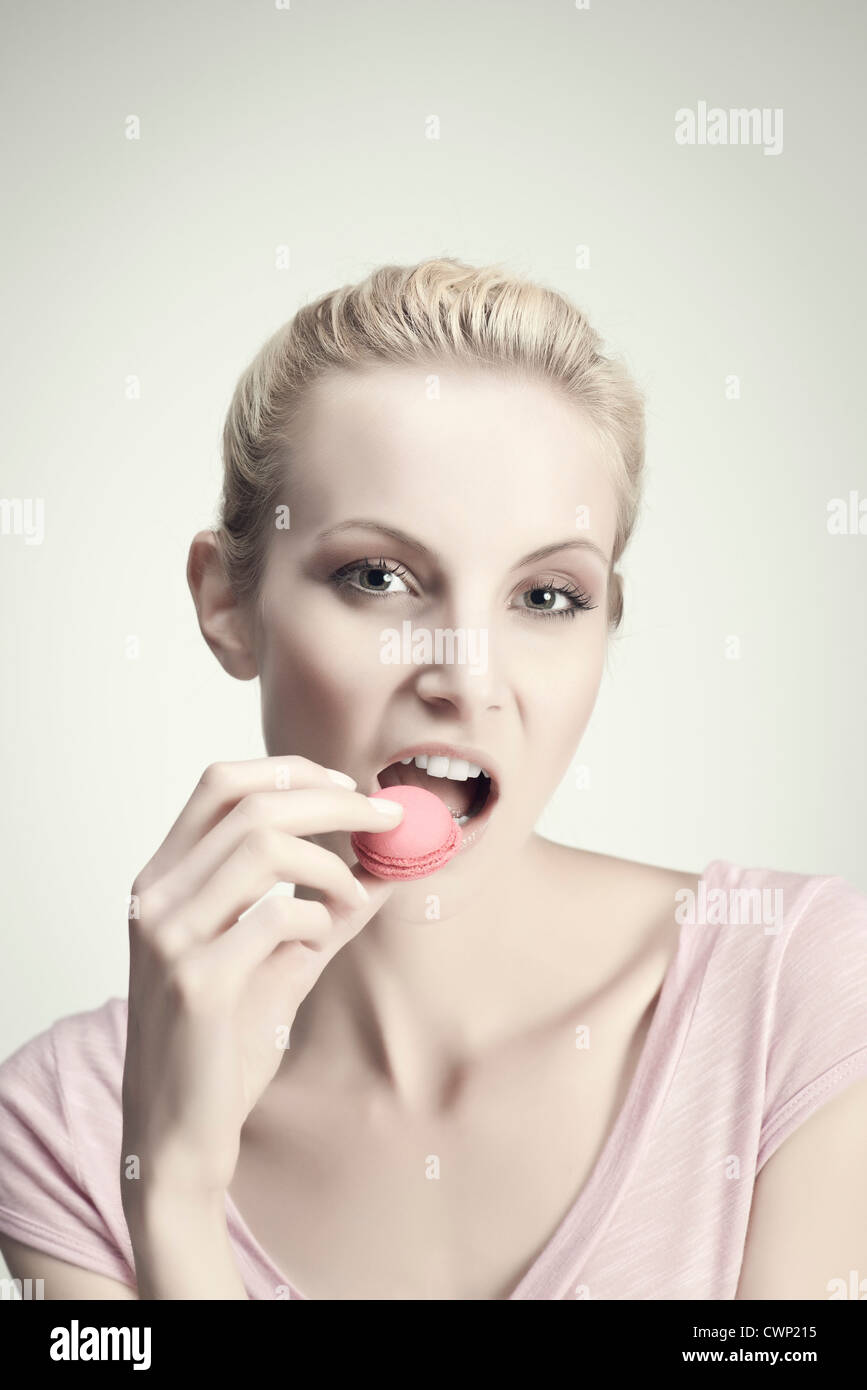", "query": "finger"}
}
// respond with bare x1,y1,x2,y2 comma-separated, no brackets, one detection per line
142,788,403,918
196,870,396,999
345,865,396,921
158,824,382,949
135,756,360,890
190,892,334,987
